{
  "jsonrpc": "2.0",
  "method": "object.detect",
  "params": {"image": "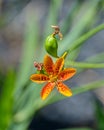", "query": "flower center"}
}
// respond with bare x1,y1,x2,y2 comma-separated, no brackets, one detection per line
49,75,58,82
